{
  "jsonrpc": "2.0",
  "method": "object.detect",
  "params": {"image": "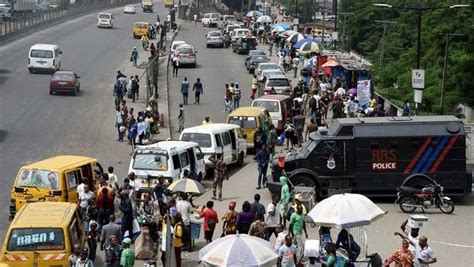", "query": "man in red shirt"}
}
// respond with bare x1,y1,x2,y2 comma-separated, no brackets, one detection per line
199,201,219,243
